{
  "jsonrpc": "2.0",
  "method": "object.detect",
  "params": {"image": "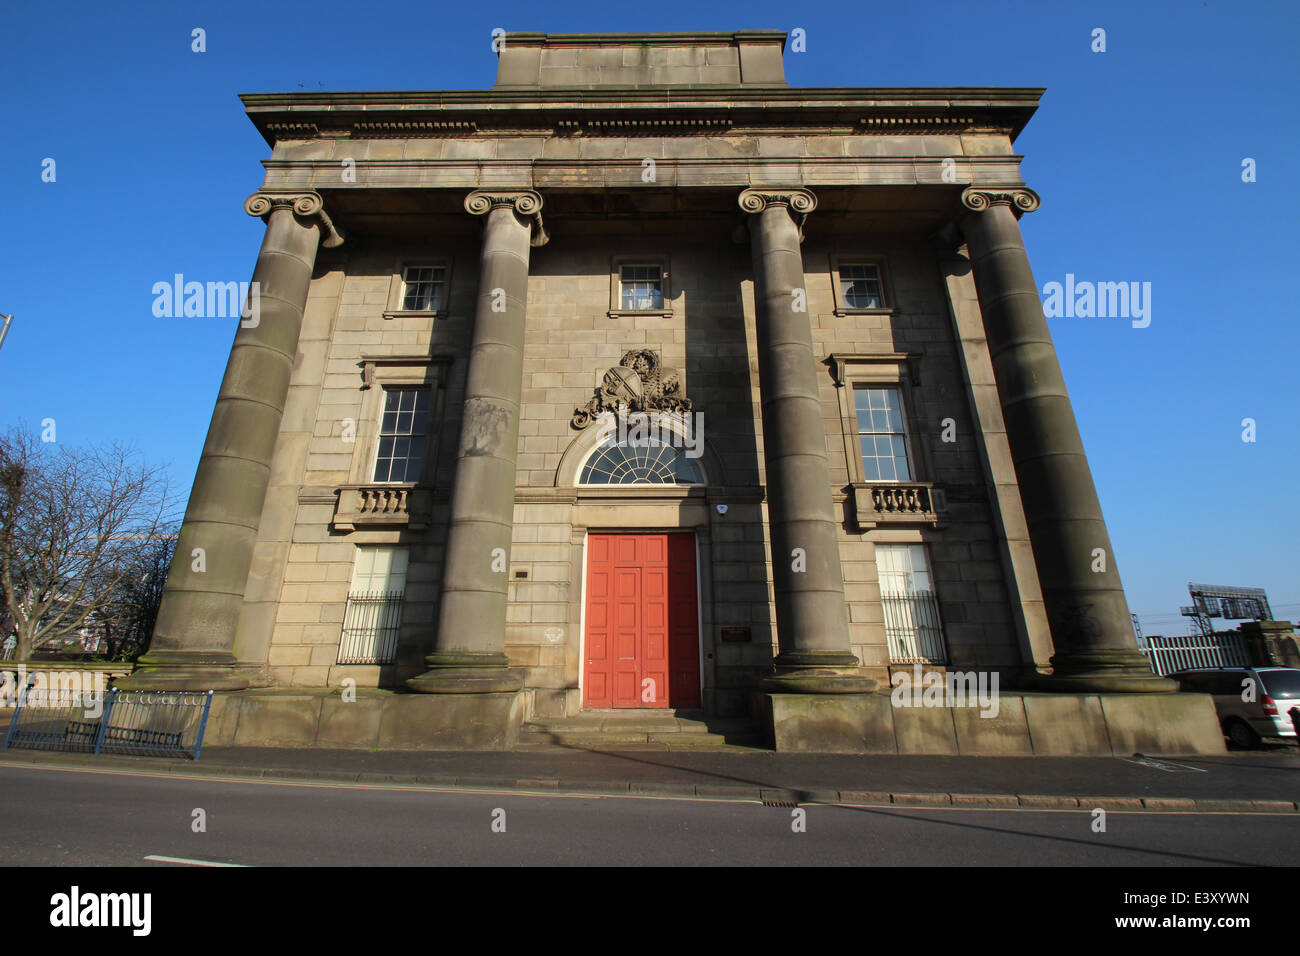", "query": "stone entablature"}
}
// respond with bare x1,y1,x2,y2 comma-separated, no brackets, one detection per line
244,64,1040,201
242,87,1040,145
